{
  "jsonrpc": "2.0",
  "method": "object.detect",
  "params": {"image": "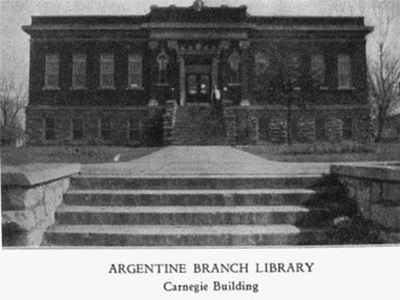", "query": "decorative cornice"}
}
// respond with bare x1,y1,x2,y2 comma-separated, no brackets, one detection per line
148,40,159,50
